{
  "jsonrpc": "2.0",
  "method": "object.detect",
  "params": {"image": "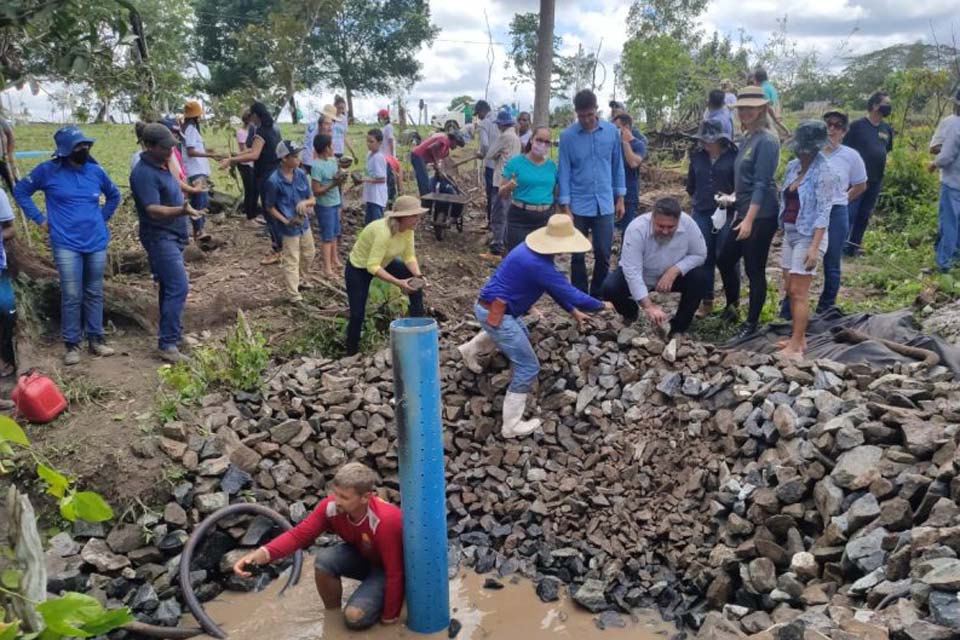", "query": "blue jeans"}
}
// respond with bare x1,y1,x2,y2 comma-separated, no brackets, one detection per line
52,247,107,346
936,184,960,272
474,302,539,393
143,238,189,350
817,204,850,313
570,212,614,298
364,202,384,225
314,544,384,630
187,174,208,235
315,204,341,241
616,198,639,234
845,180,881,256
411,153,431,196
490,192,508,253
